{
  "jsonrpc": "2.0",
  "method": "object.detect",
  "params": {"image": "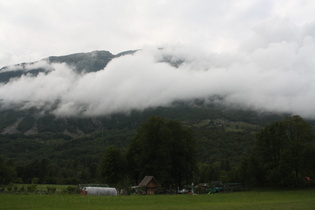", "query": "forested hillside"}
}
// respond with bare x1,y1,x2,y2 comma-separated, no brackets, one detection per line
1,101,306,185
1,50,314,188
